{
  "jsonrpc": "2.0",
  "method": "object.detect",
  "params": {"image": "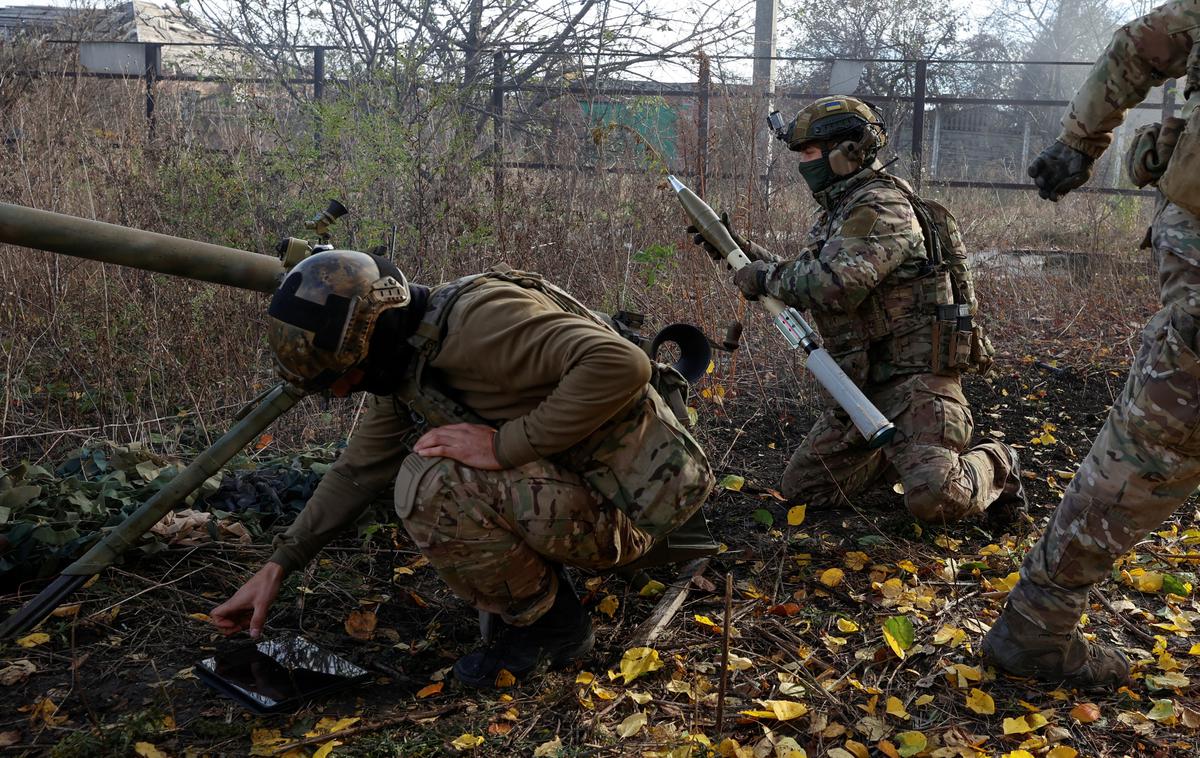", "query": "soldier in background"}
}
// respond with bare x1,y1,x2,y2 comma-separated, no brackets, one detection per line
209,252,714,688
692,97,1026,527
985,0,1200,688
